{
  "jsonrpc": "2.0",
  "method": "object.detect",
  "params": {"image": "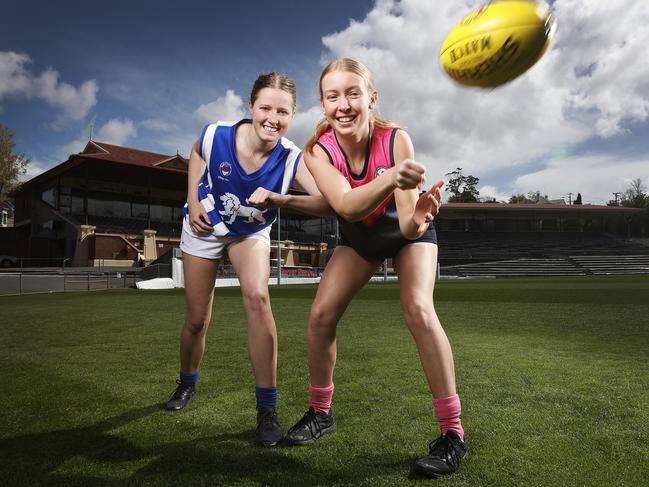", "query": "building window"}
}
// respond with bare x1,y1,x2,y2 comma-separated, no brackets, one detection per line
87,193,131,217
71,196,84,215
1,210,7,227
173,207,185,221
132,201,148,219
41,186,56,207
150,204,173,221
